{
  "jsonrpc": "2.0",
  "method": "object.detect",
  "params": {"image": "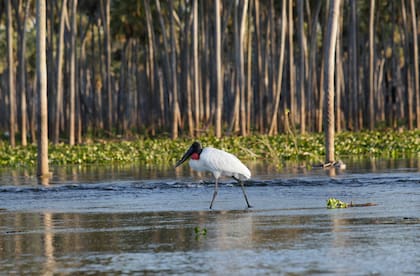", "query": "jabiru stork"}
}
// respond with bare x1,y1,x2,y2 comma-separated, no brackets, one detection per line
175,142,252,209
